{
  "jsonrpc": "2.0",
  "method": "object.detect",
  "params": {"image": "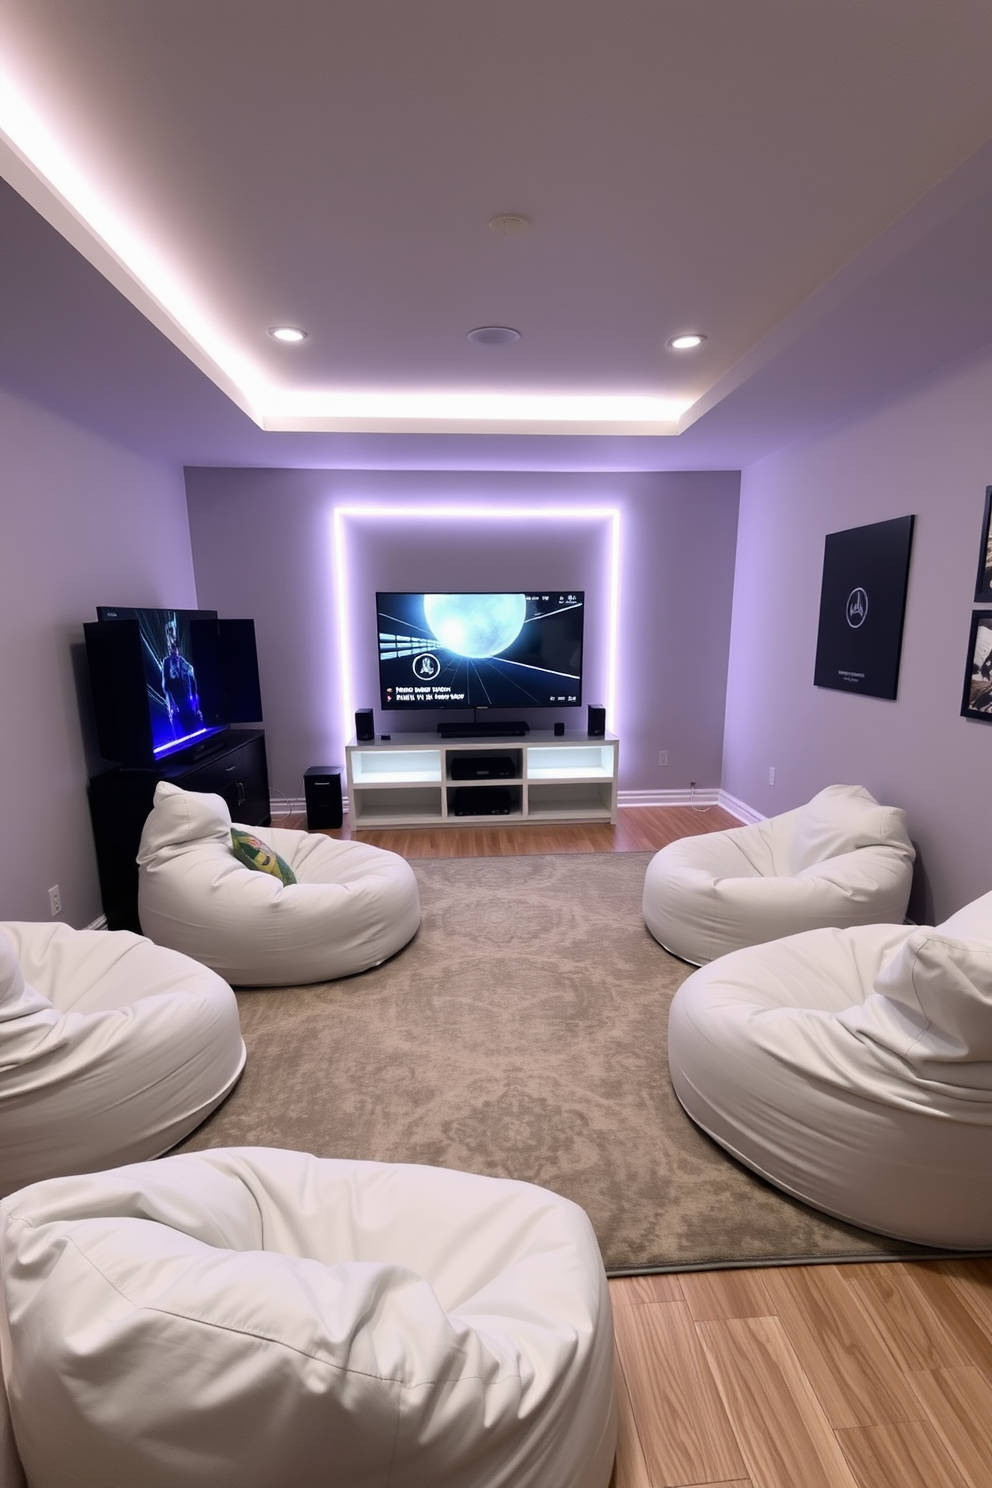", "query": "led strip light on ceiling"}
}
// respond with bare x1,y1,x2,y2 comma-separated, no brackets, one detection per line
0,67,696,436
